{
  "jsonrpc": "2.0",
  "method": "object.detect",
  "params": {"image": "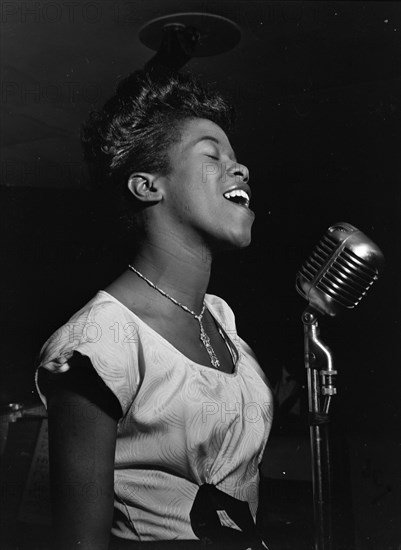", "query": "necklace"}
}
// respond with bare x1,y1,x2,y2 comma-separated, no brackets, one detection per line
127,264,221,369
